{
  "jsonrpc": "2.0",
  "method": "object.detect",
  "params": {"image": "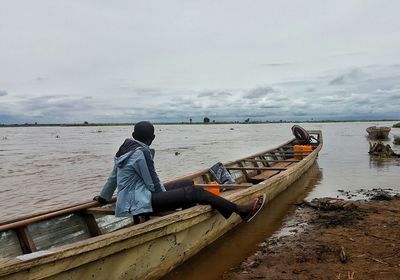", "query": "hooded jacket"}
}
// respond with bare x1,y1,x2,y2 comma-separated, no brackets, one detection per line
99,138,166,217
